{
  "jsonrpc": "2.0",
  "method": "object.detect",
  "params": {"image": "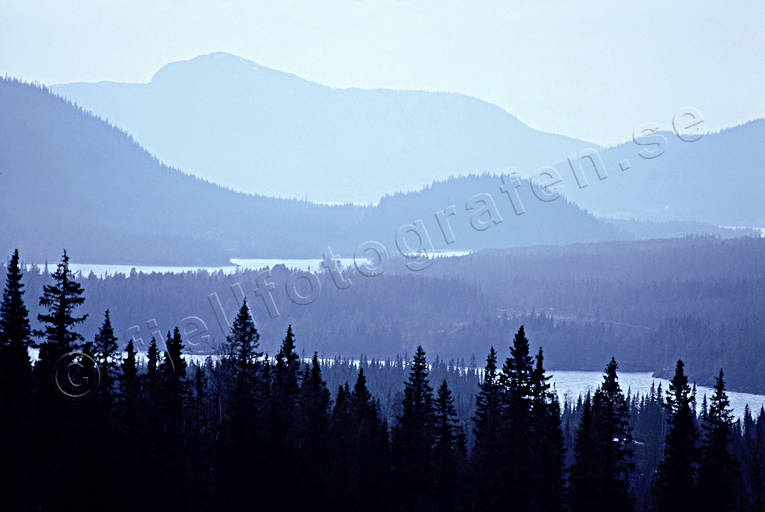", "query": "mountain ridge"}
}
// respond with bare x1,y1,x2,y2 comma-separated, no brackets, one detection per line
52,52,595,204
